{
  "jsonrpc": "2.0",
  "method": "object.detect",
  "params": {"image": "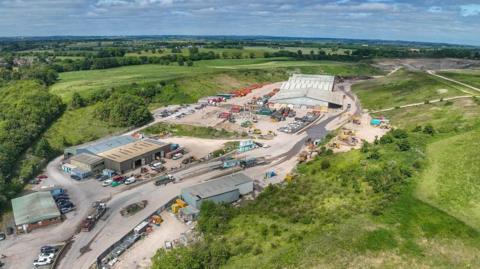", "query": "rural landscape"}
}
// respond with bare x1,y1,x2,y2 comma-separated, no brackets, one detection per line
1,1,480,269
